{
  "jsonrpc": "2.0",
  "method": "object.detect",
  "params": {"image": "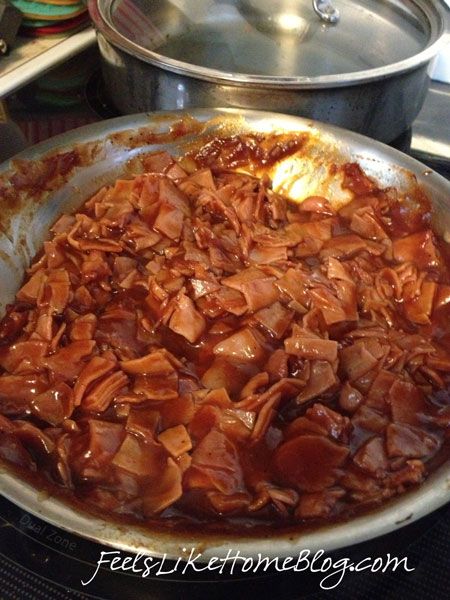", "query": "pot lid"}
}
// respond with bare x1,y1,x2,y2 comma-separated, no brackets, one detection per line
96,0,445,85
